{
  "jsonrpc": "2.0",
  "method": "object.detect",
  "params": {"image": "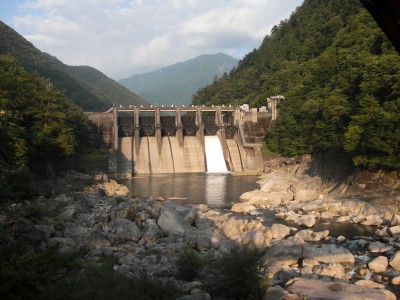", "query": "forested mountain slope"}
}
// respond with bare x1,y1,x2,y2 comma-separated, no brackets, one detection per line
0,55,90,198
0,21,147,111
119,53,238,106
193,0,400,170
